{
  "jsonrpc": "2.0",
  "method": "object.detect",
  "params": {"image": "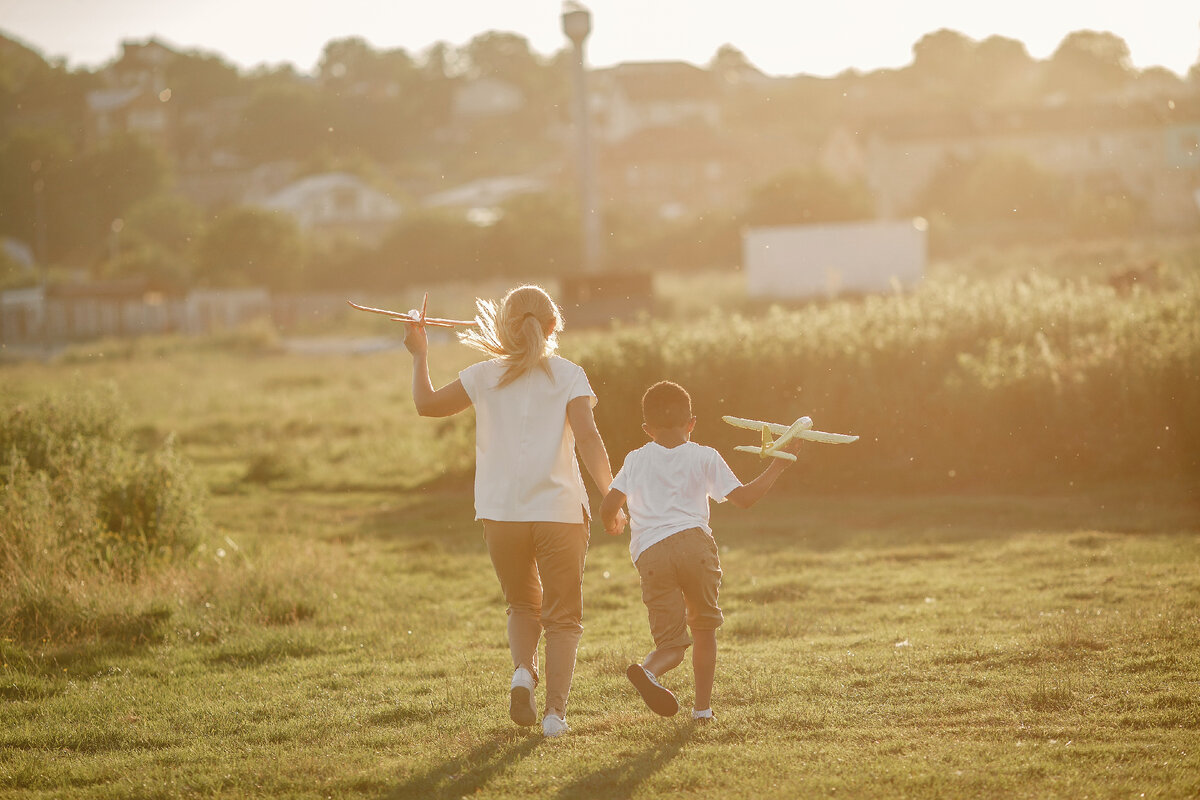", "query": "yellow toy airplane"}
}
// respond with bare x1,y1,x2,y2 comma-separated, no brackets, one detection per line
347,292,477,328
722,415,859,461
